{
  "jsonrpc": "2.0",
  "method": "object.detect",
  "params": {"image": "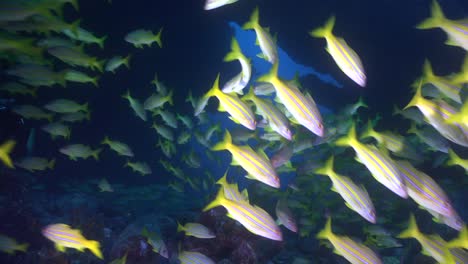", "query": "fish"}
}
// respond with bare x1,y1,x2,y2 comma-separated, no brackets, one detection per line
101,136,134,157
122,90,147,121
216,170,249,202
60,111,90,123
12,105,53,121
41,122,71,140
317,217,383,264
417,0,468,51
243,7,278,64
243,87,293,140
257,61,324,137
144,90,173,110
178,250,215,264
63,26,107,49
7,64,67,87
447,225,468,249
105,55,131,73
395,160,456,217
64,69,99,87
177,222,216,239
98,178,113,192
0,234,28,254
310,16,366,87
59,144,101,161
203,74,256,130
398,214,456,264
0,82,37,97
203,187,282,241
0,140,16,168
335,123,408,198
152,109,178,128
125,28,163,48
204,0,238,11
418,59,461,104
47,46,104,72
152,123,174,141
275,199,298,233
315,156,376,223
124,161,151,175
44,99,88,114
407,123,450,153
222,37,252,94
405,81,468,147
212,130,280,188
447,100,468,127
141,227,168,258
446,148,468,173
42,223,103,259
15,157,55,172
